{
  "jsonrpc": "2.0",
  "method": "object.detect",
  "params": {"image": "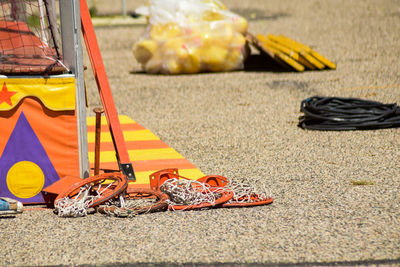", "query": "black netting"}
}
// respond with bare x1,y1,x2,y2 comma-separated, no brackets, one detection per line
0,0,66,75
